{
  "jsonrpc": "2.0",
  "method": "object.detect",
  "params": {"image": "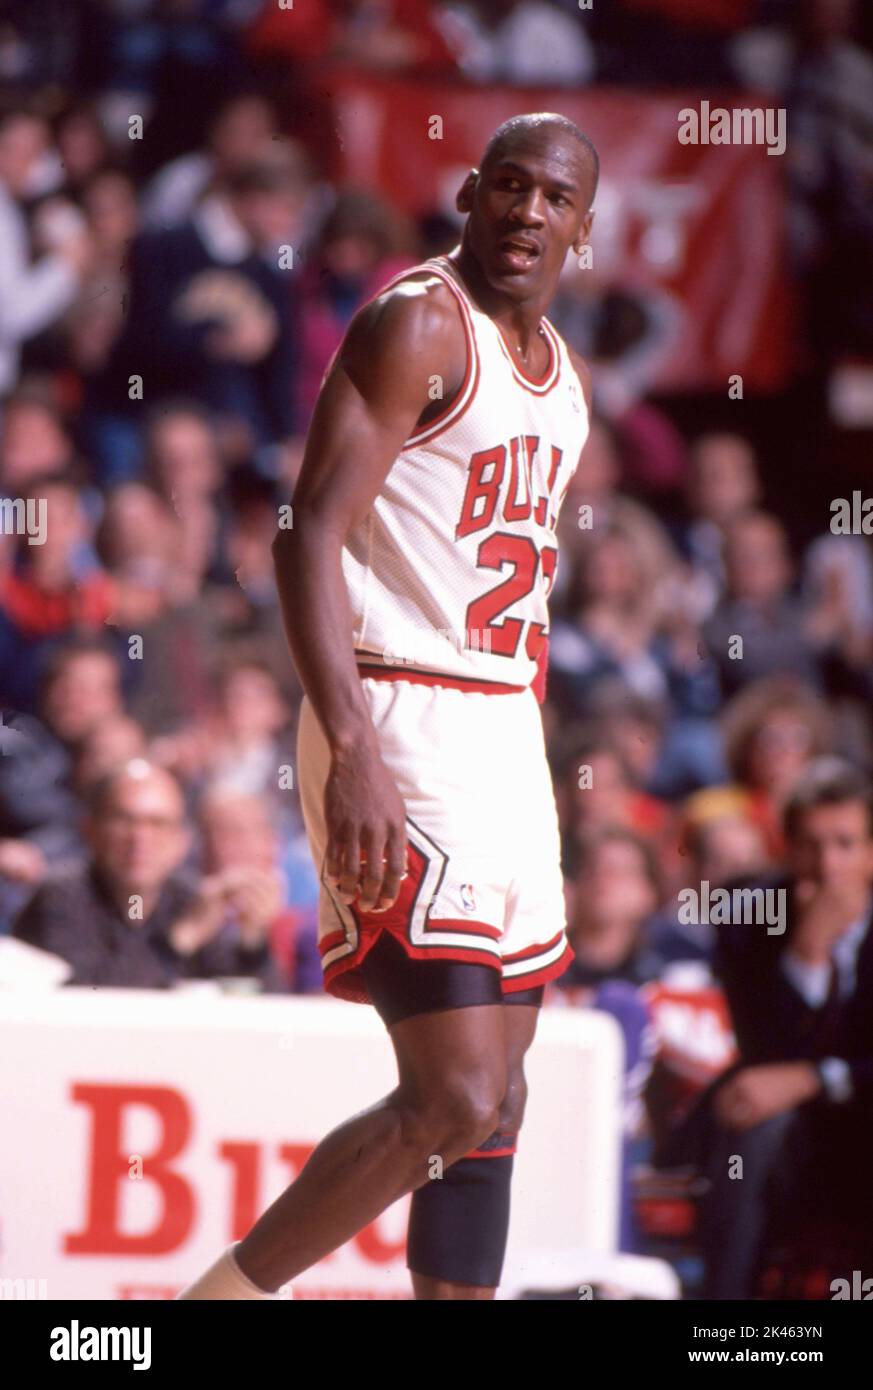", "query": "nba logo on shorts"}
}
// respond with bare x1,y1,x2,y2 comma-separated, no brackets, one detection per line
460,883,476,913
